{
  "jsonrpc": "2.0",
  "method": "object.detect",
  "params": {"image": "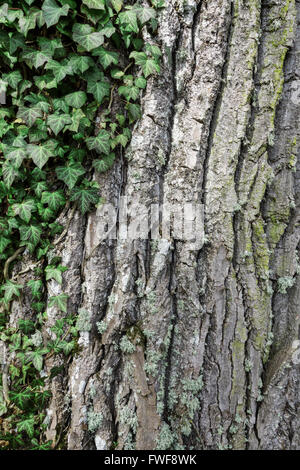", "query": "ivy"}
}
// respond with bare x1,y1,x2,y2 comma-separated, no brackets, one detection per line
0,0,163,450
